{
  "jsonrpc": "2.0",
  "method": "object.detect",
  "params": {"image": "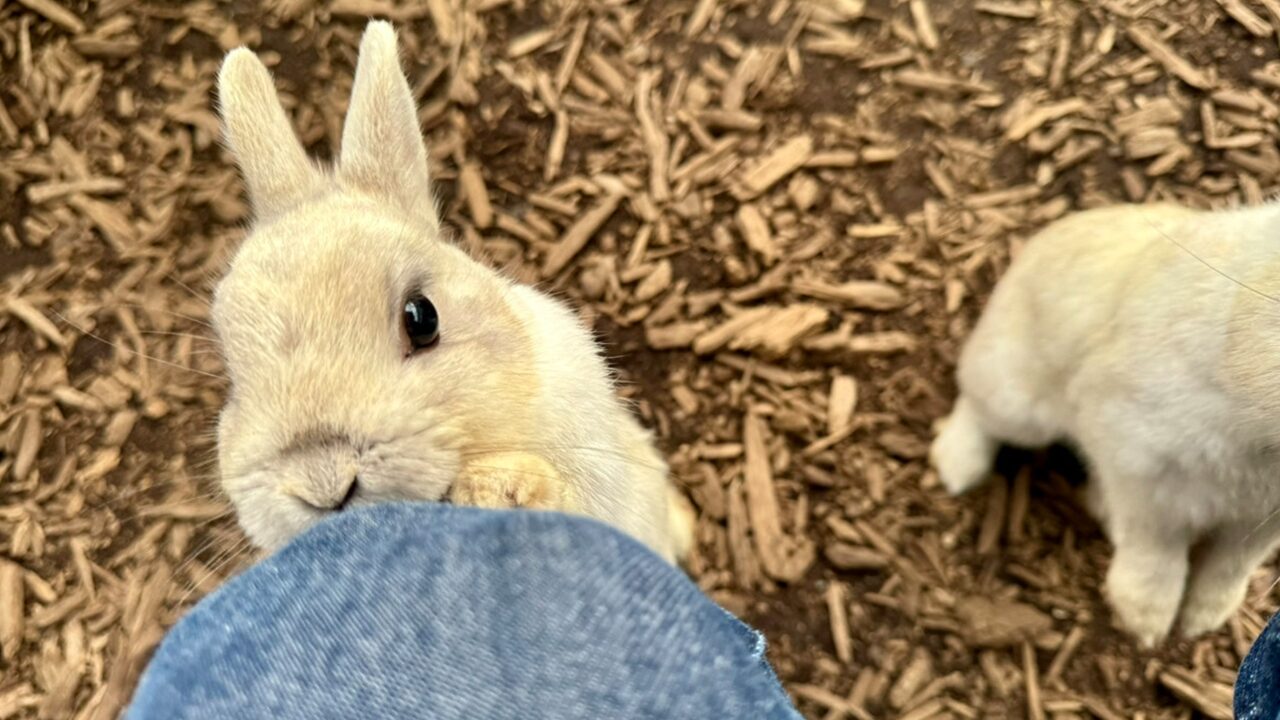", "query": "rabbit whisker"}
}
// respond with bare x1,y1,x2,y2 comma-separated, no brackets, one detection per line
49,307,227,381
1147,218,1280,305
